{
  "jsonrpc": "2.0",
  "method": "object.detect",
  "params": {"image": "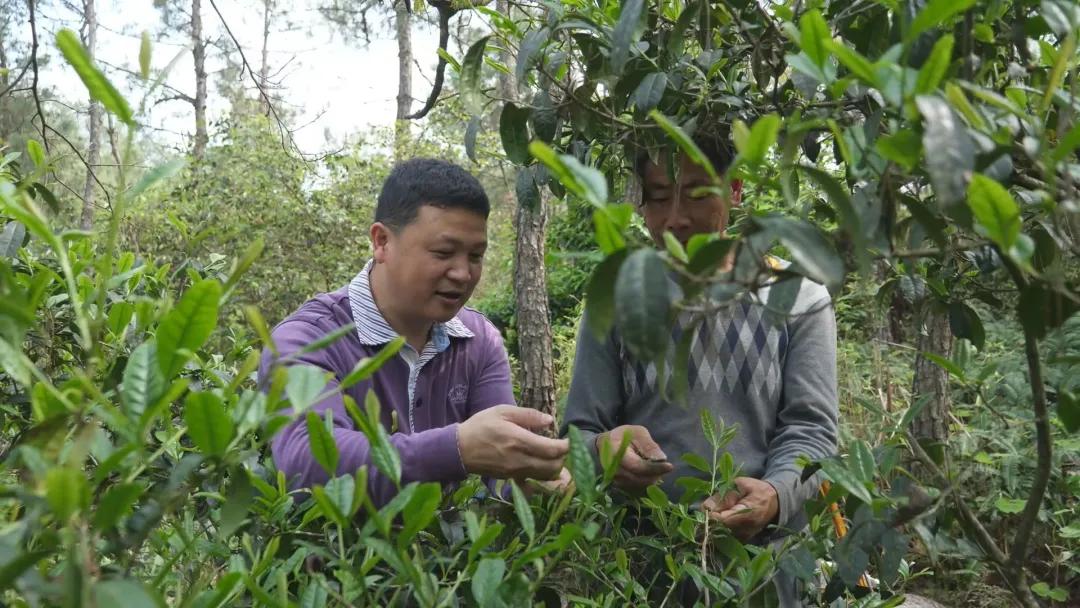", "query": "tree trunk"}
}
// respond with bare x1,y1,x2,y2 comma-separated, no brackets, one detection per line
499,0,557,420
191,0,208,159
258,0,272,116
79,0,100,230
393,0,412,160
910,303,952,461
